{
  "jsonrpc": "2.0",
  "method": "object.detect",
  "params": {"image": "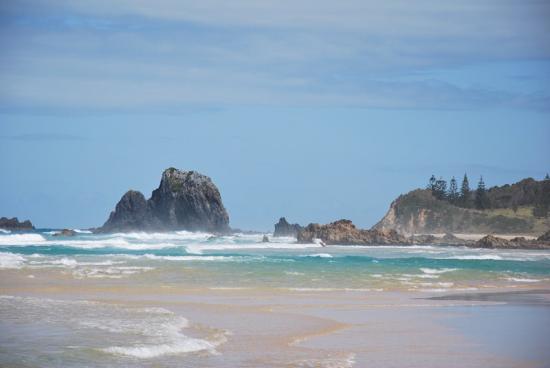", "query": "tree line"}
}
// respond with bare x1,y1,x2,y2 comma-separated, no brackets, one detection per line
427,174,489,209
427,173,550,217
